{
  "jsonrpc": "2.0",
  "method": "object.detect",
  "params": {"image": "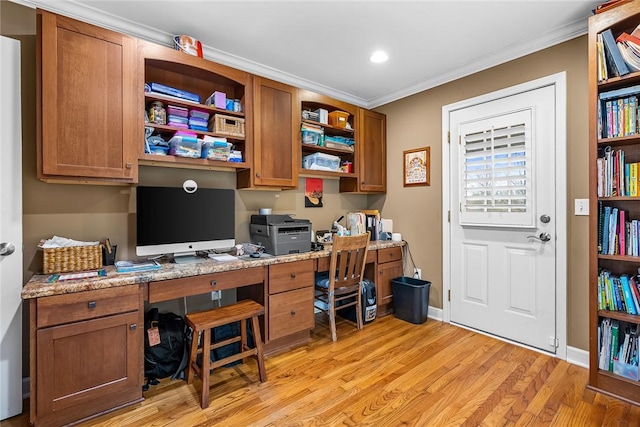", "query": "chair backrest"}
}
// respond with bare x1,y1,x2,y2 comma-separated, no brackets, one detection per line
328,232,370,293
